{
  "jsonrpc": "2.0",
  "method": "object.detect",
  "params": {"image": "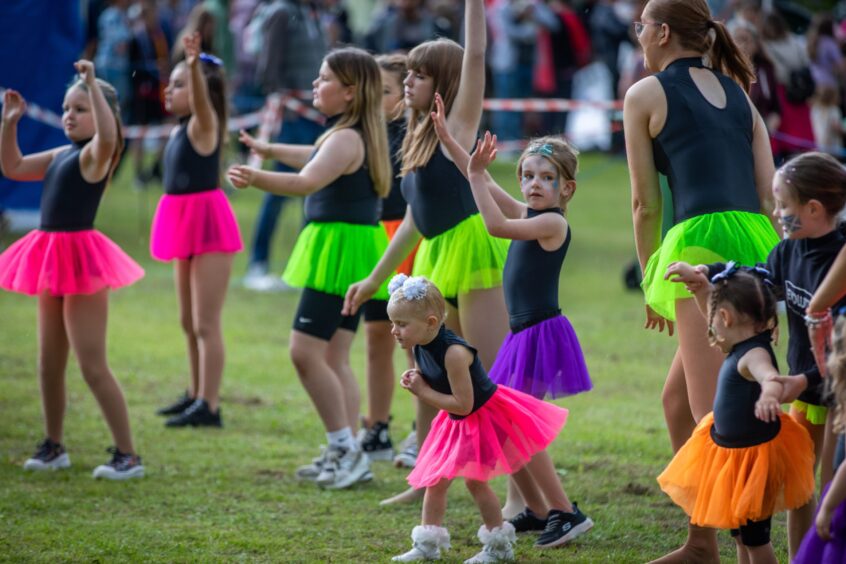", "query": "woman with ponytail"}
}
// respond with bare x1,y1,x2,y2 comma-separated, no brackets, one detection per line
623,0,779,560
